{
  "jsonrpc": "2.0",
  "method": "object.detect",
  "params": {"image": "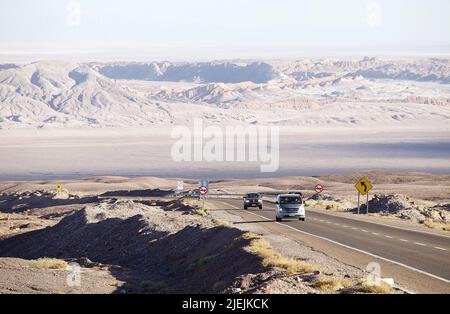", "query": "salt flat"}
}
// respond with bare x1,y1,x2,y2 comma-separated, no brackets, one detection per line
1,127,449,180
